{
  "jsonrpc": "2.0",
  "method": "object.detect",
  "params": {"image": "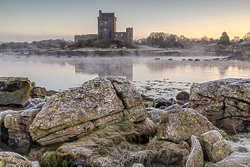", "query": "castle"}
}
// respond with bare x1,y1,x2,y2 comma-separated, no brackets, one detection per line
74,10,133,44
